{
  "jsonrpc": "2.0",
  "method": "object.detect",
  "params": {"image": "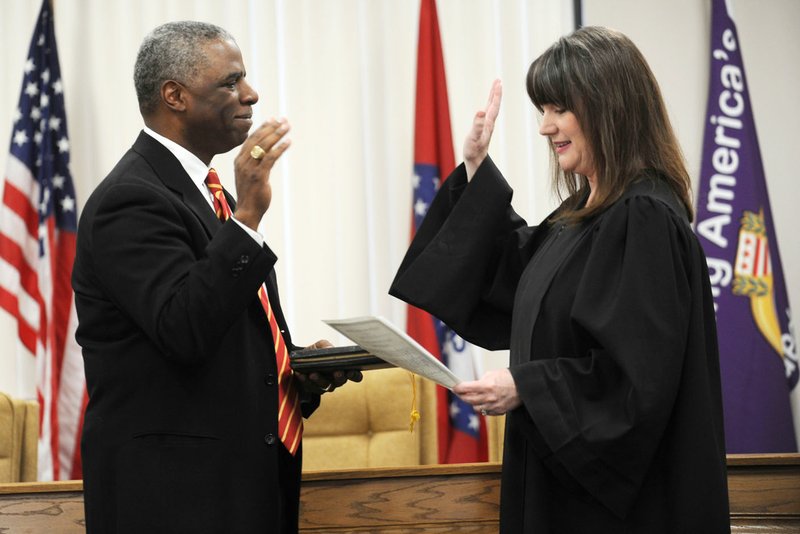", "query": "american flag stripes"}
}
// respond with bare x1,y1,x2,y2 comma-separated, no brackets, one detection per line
0,0,85,480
